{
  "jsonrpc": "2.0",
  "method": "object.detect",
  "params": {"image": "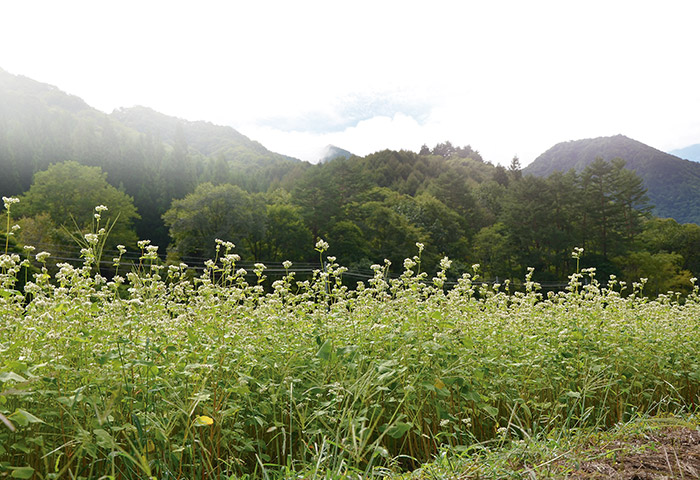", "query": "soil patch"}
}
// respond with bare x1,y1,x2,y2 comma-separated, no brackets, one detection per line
563,427,700,479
